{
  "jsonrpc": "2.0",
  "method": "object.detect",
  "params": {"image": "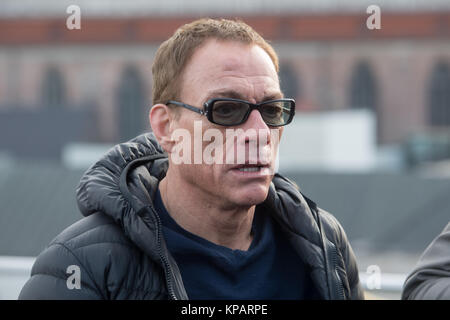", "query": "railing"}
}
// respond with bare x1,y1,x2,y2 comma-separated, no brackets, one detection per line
0,256,35,300
359,272,408,299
